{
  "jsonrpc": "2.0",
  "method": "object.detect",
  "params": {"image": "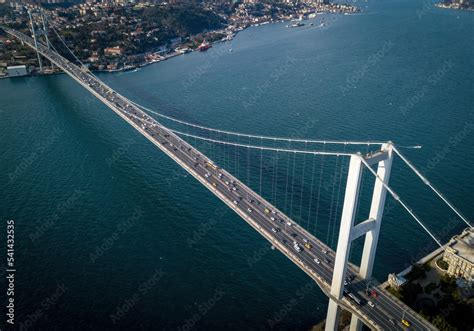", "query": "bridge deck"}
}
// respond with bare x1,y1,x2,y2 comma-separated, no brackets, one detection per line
2,26,436,331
